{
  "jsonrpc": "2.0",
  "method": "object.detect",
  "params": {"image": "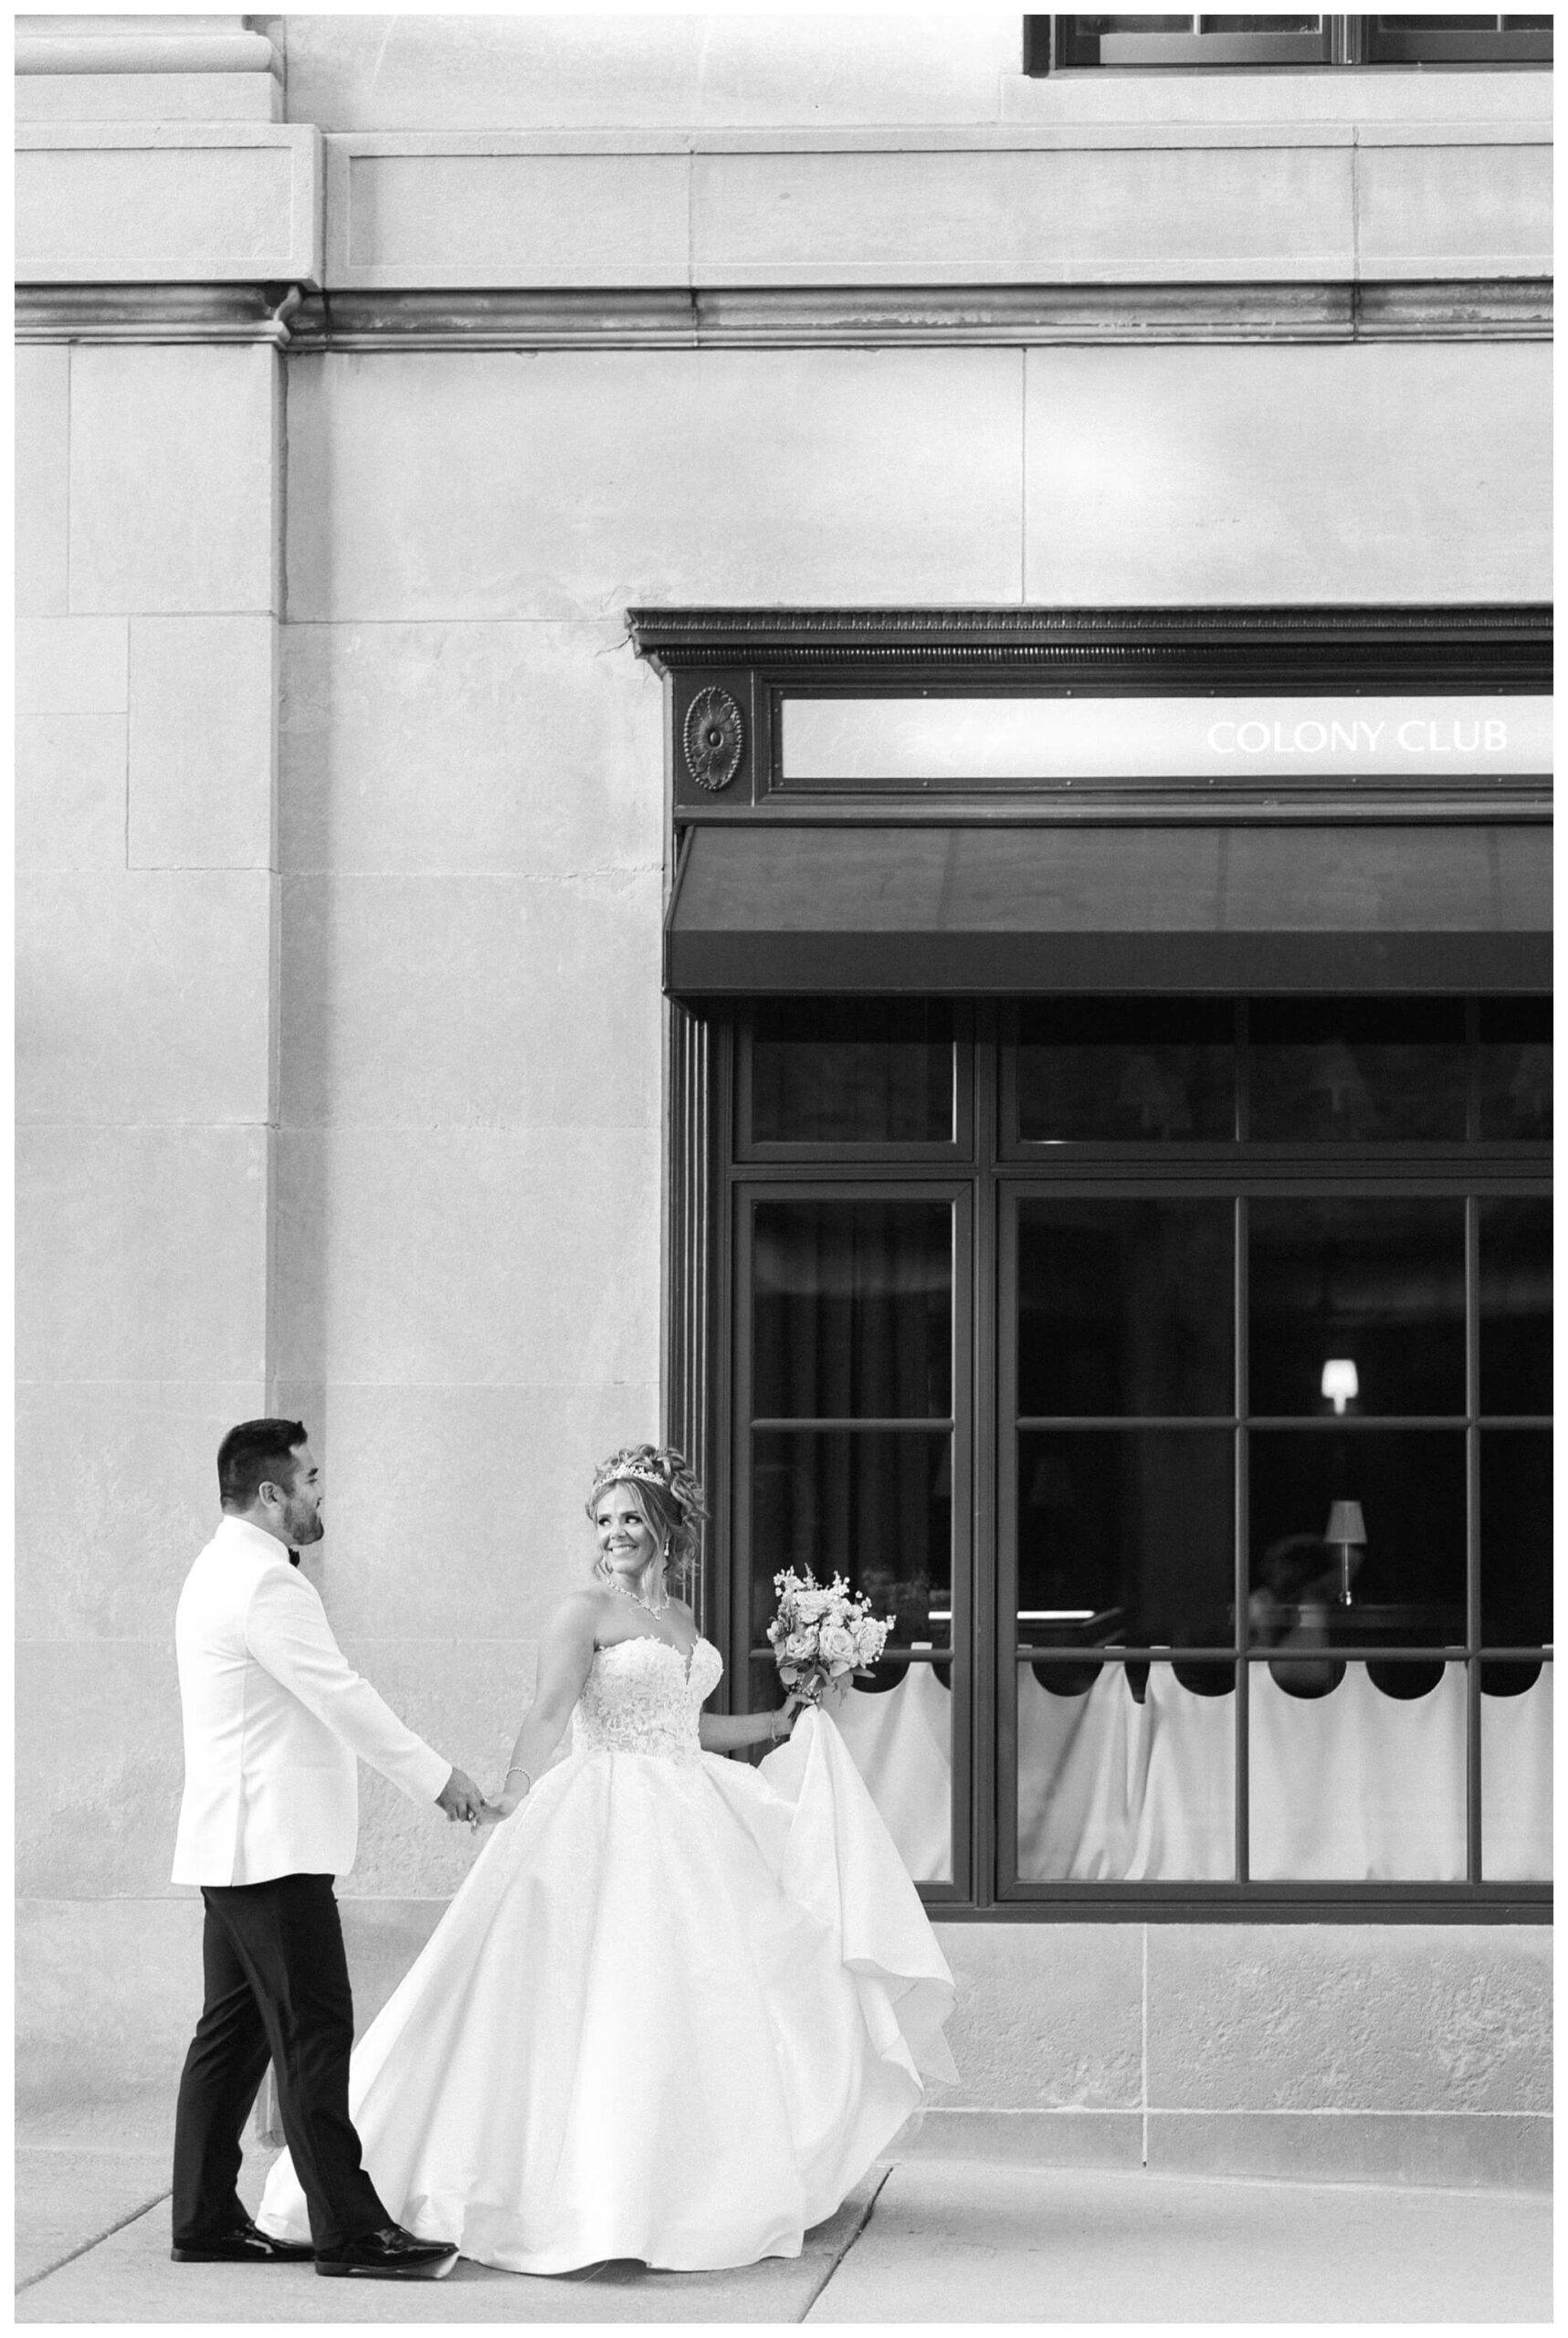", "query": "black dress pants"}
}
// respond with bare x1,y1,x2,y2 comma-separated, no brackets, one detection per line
171,1872,388,2252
